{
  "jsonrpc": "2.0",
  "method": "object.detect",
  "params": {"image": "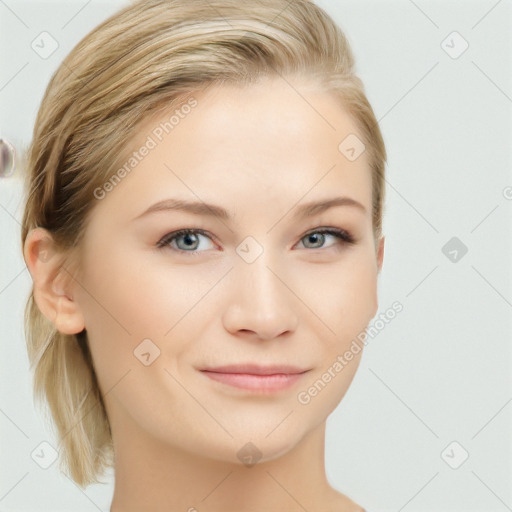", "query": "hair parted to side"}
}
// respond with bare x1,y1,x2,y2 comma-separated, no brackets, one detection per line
20,0,386,488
